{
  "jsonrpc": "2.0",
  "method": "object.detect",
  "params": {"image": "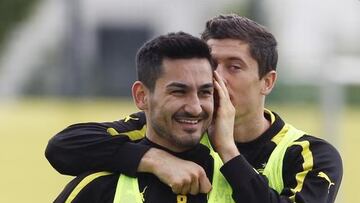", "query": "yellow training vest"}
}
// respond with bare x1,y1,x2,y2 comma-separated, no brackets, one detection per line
112,124,304,202
262,124,305,193
113,134,234,203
